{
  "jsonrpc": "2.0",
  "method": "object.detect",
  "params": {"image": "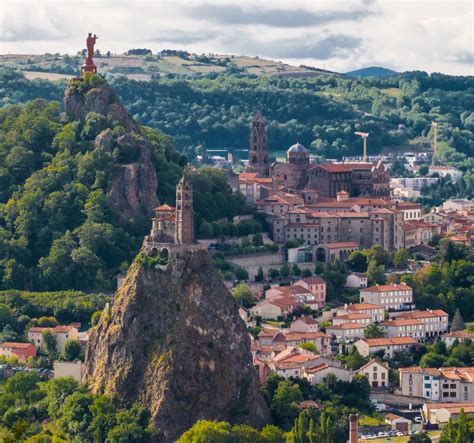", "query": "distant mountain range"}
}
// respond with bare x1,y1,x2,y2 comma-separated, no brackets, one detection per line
345,66,399,78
